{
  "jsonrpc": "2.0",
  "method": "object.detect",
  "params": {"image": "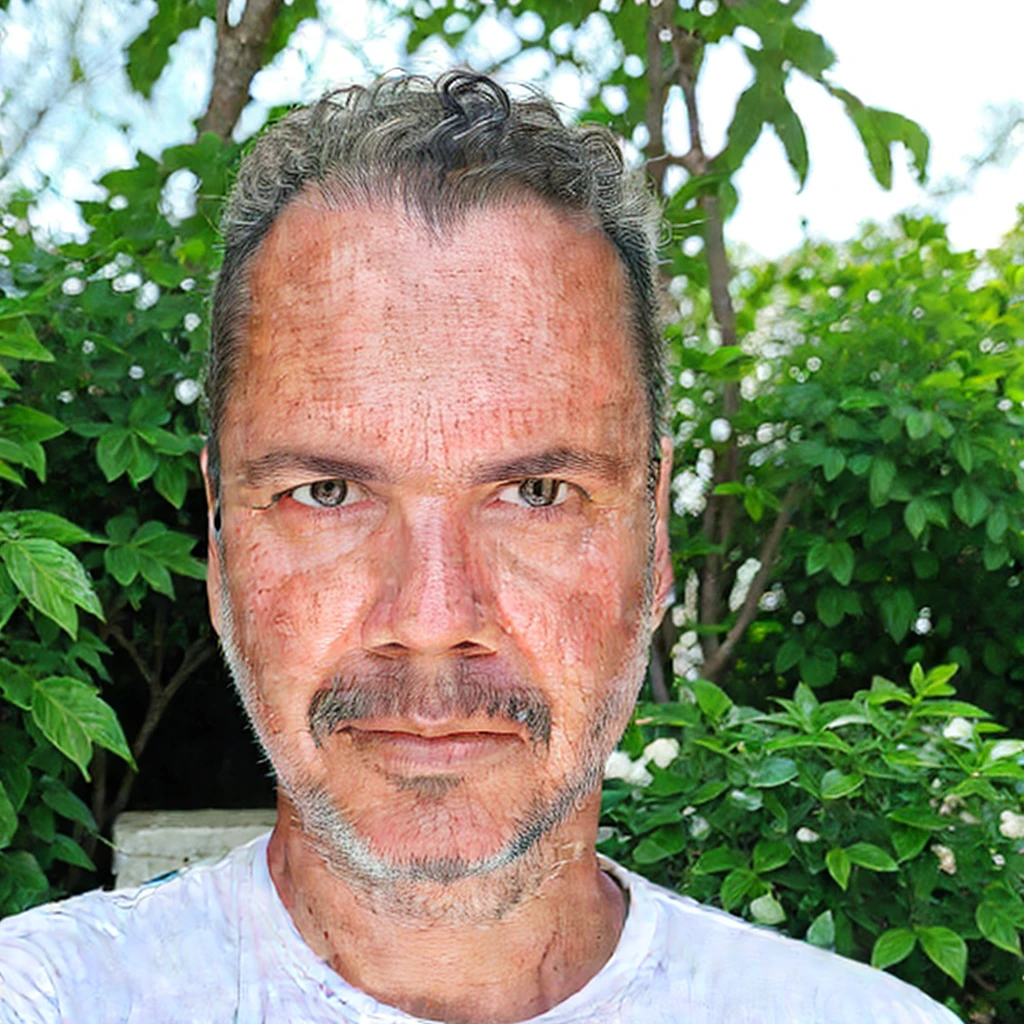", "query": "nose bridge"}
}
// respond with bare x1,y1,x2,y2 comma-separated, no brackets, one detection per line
371,497,484,655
